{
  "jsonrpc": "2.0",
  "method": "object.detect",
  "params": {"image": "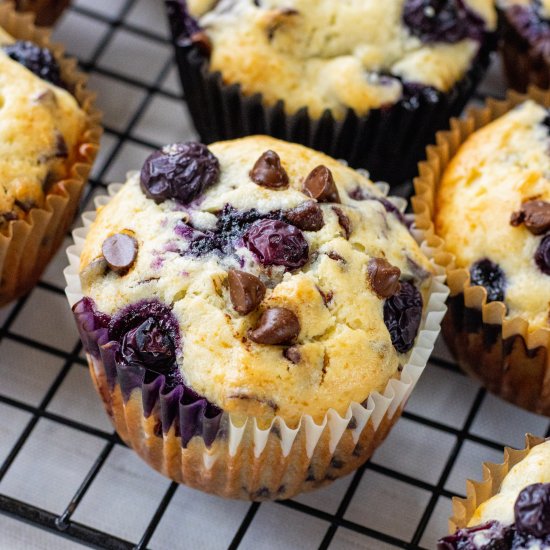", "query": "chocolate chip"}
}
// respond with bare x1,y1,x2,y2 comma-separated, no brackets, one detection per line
327,251,345,263
317,287,333,306
332,207,351,238
303,165,340,203
190,31,212,56
283,346,301,364
228,269,266,315
510,200,550,235
248,307,300,345
368,258,401,298
102,233,138,275
285,201,324,231
250,150,289,189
